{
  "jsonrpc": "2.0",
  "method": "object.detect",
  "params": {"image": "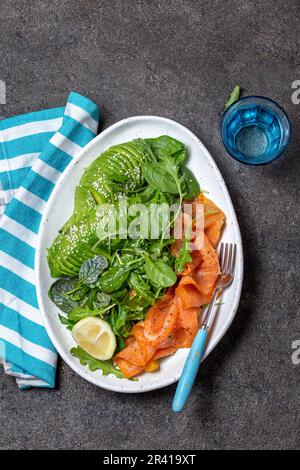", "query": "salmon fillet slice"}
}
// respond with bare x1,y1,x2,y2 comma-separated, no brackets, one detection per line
114,194,225,379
